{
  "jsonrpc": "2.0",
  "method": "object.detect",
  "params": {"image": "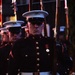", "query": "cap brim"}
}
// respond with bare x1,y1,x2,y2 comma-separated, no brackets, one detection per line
3,20,24,26
22,10,49,18
0,27,7,30
0,27,8,33
21,26,27,29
